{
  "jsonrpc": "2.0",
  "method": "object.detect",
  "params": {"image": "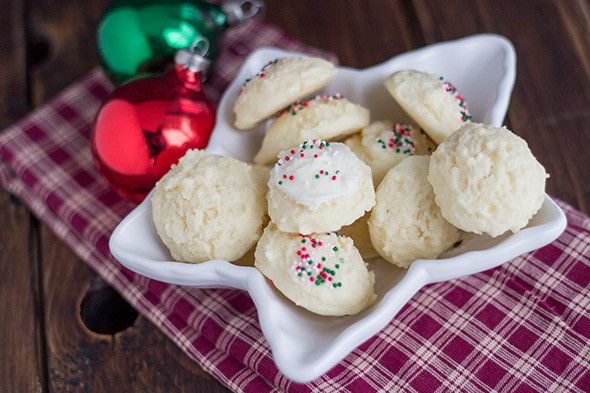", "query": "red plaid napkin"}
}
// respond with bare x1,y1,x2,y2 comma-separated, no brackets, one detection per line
1,19,589,392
